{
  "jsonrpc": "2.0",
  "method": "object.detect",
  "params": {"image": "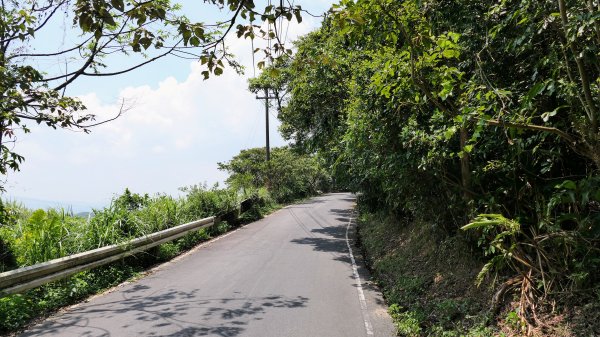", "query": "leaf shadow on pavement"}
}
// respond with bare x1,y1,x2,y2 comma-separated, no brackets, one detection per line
289,208,357,264
19,287,309,337
284,198,328,210
289,207,386,306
